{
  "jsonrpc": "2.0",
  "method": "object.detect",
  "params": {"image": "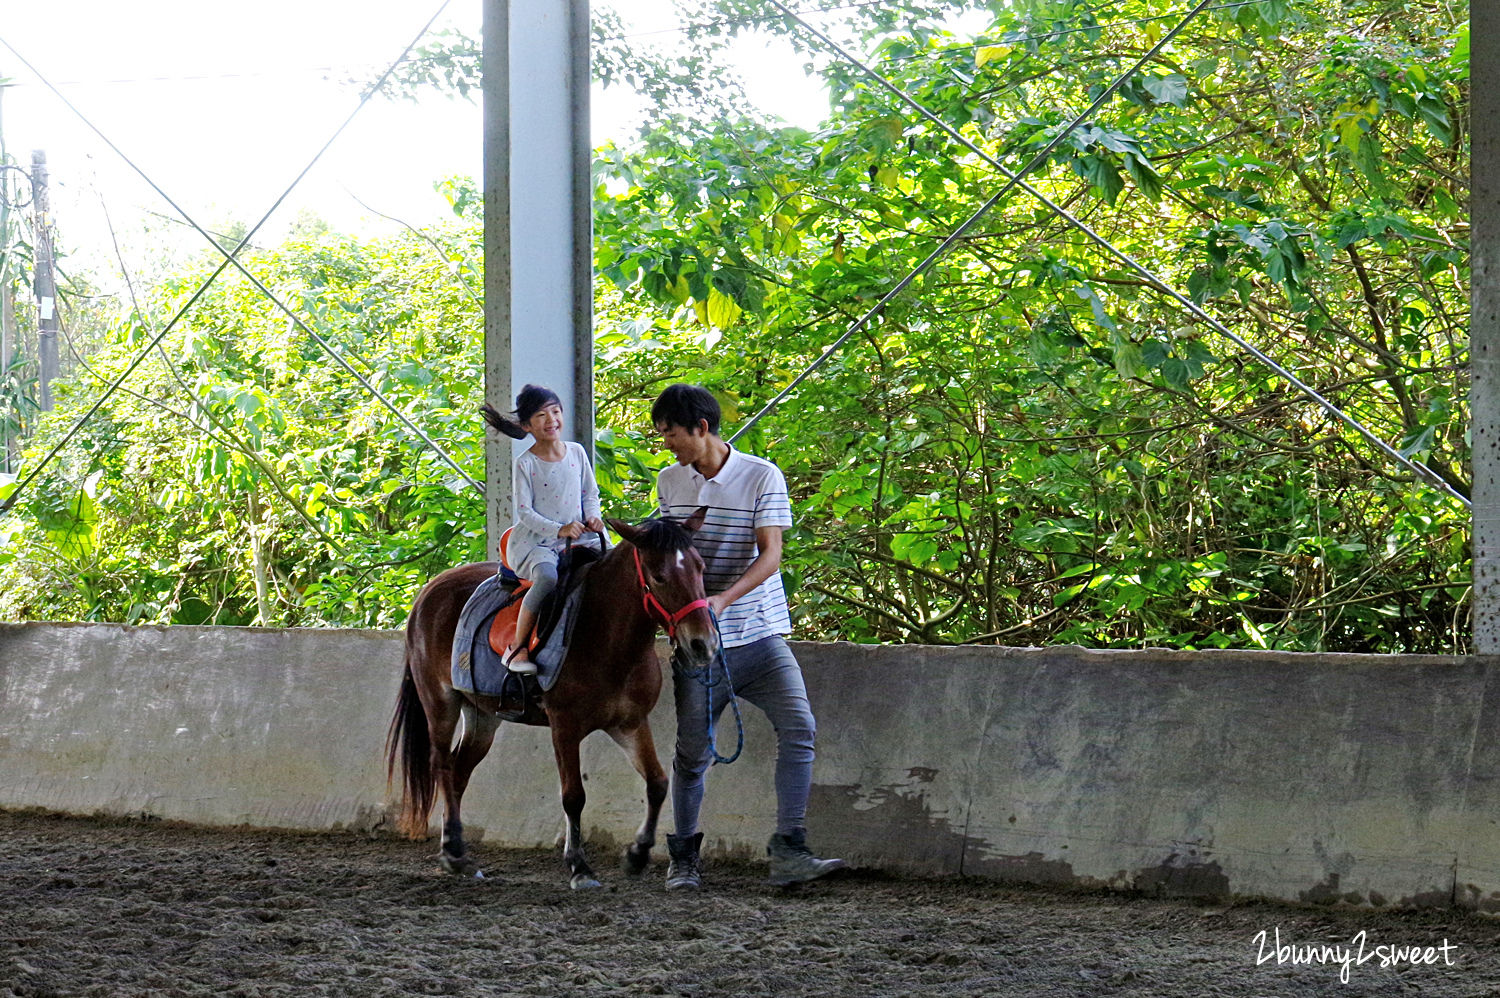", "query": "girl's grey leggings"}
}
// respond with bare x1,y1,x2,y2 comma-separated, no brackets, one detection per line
521,561,558,612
